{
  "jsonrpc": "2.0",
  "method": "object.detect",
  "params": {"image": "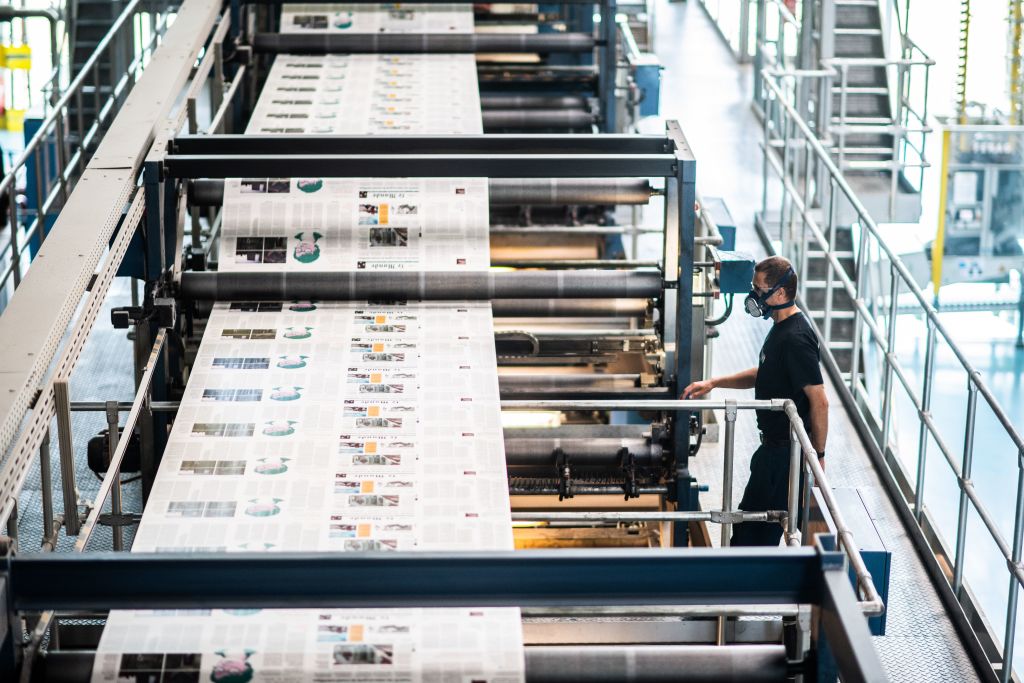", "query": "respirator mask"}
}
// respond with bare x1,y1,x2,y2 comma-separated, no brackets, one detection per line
744,268,795,319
